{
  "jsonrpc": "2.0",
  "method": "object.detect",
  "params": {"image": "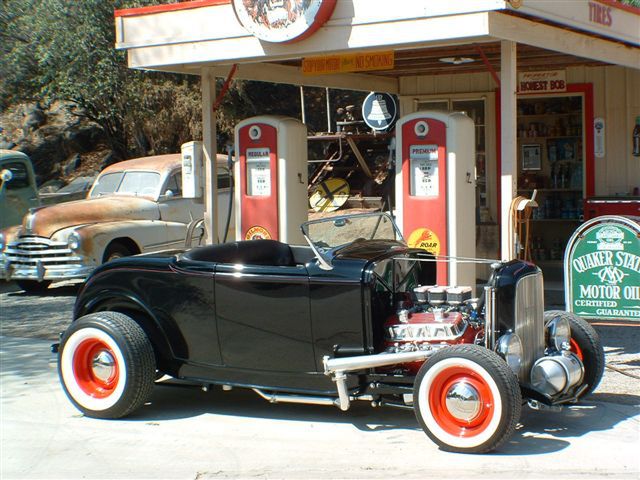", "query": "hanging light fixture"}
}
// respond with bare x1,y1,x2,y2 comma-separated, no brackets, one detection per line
439,57,476,65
